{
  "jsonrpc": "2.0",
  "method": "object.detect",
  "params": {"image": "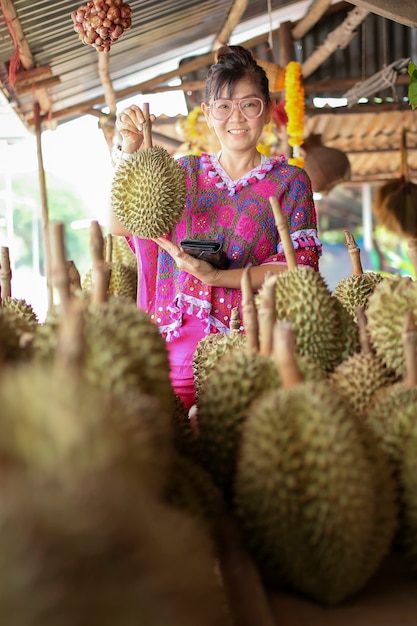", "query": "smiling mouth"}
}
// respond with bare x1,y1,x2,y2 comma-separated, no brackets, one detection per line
228,129,247,134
